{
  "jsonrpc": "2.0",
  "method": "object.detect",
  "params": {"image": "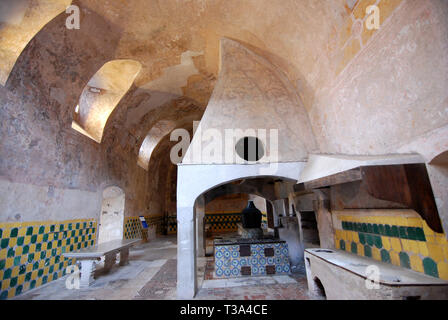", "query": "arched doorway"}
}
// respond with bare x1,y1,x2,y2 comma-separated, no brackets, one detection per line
98,186,125,244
